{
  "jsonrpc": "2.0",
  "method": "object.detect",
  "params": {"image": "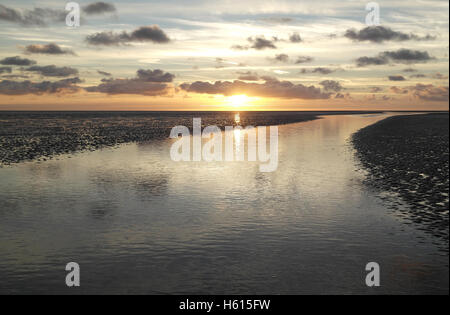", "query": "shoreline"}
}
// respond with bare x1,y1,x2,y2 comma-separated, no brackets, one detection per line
0,111,440,166
352,113,449,251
